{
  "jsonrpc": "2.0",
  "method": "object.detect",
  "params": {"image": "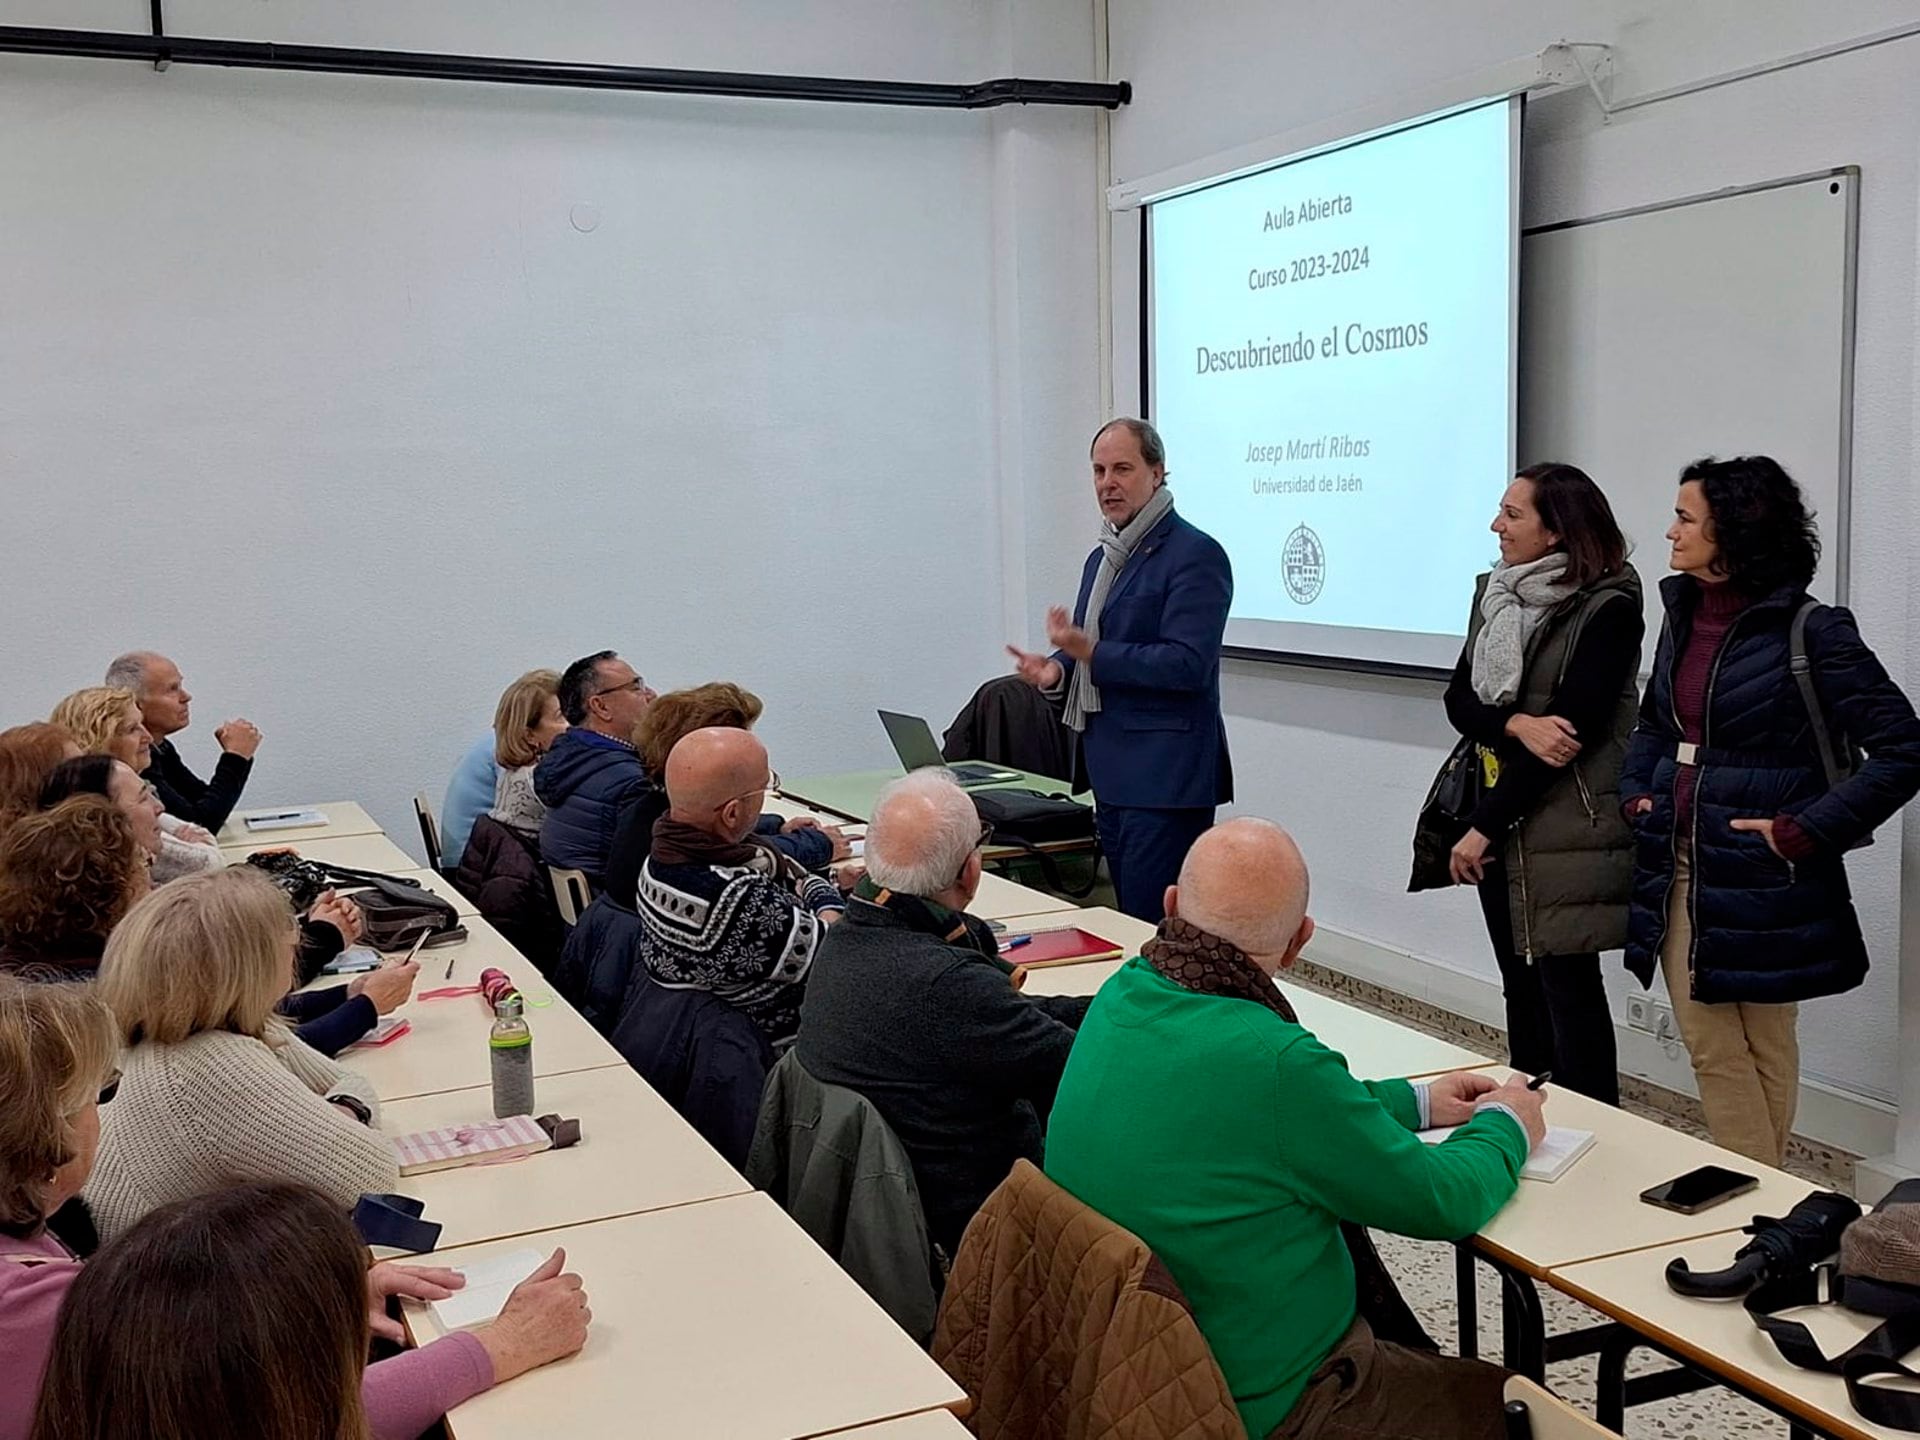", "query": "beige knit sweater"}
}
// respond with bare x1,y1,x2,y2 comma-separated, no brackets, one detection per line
87,1027,399,1241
